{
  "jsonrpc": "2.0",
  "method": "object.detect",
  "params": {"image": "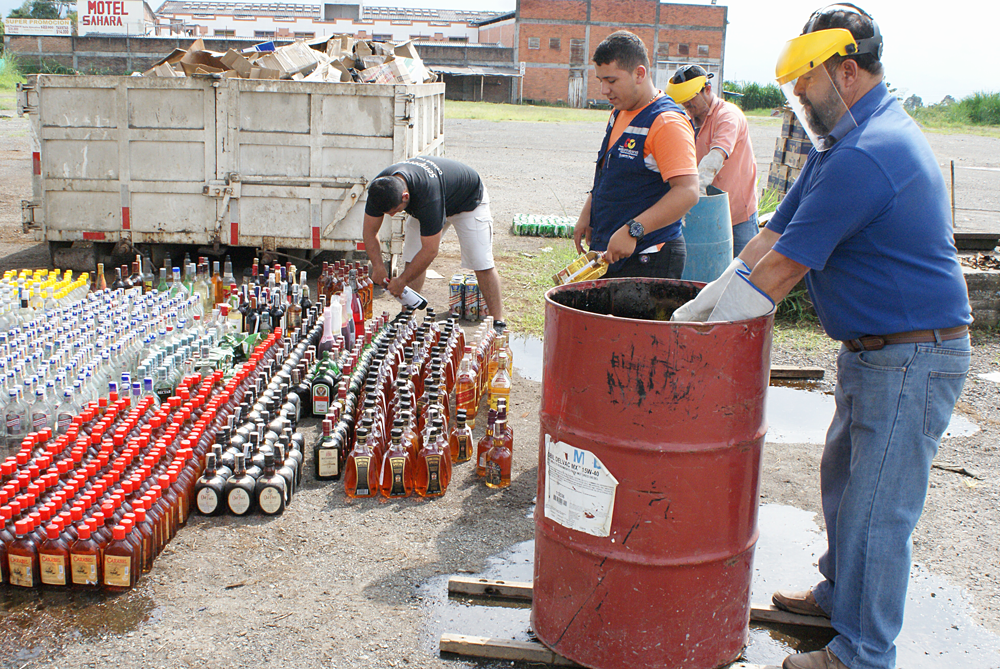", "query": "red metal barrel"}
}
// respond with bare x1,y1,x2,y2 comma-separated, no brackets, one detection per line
532,278,772,669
